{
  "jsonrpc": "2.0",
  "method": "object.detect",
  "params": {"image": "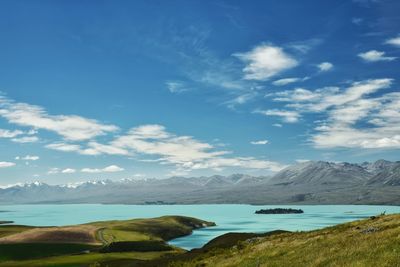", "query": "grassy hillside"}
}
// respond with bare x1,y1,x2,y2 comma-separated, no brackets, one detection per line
0,225,34,238
90,216,214,244
0,216,215,267
2,214,399,266
167,214,400,267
